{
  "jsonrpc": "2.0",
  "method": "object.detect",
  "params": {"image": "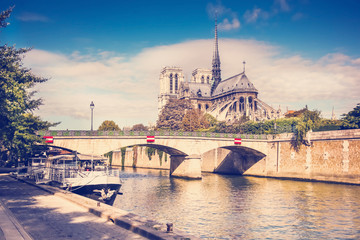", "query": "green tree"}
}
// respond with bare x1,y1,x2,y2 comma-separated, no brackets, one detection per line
156,98,191,130
293,108,321,149
98,120,120,131
131,123,148,131
181,109,210,131
0,7,55,167
341,103,360,129
315,119,342,131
